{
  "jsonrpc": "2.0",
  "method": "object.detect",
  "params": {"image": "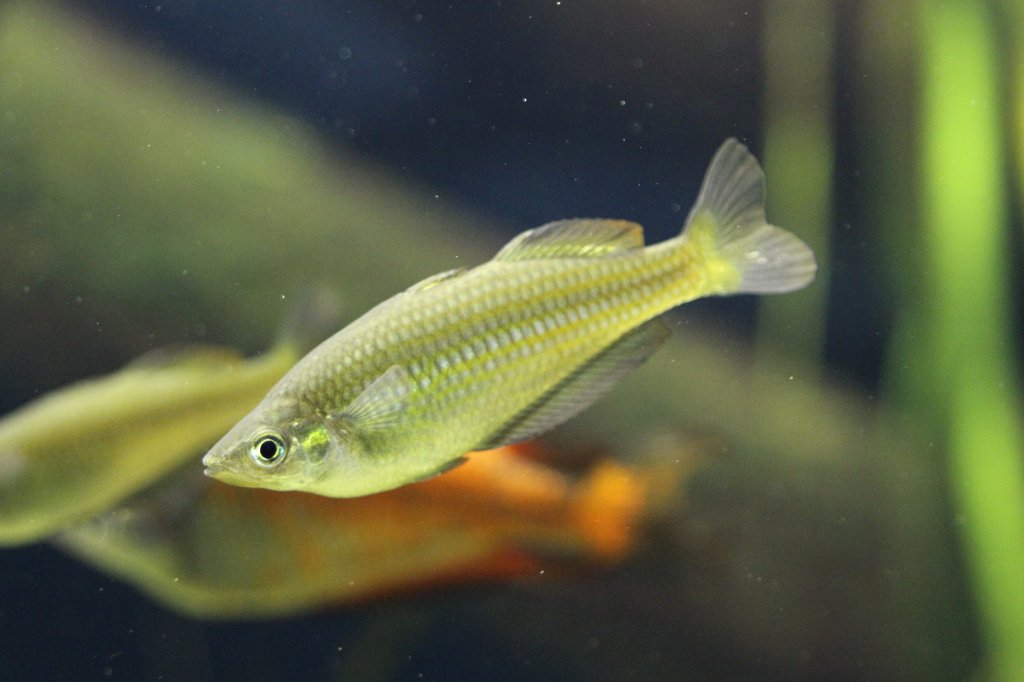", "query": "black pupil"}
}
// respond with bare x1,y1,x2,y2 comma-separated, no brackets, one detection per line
258,438,280,460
